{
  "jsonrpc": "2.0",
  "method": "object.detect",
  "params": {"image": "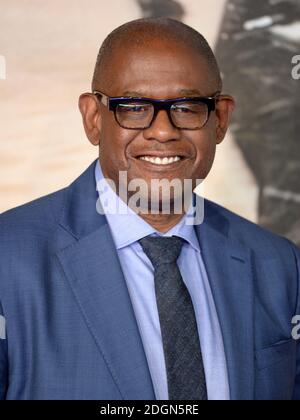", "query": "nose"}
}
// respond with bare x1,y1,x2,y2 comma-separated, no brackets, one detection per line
143,109,181,143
